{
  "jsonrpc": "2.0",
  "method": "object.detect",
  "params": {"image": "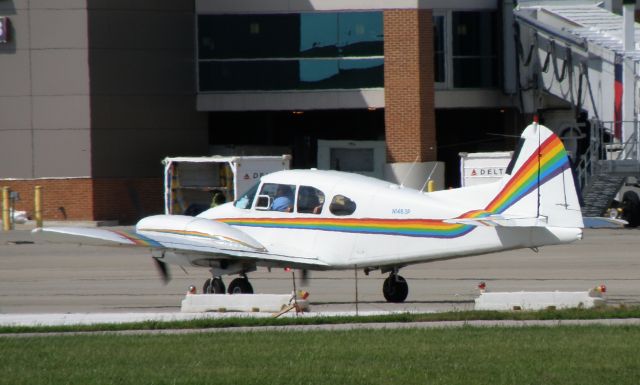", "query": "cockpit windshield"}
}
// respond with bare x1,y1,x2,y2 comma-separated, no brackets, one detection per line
234,182,260,209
